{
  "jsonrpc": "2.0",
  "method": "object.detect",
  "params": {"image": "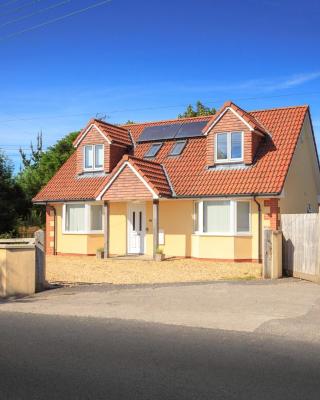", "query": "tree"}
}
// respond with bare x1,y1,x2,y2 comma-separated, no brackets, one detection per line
125,120,135,125
16,131,79,226
17,131,79,202
0,151,27,234
178,101,216,118
19,131,43,169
